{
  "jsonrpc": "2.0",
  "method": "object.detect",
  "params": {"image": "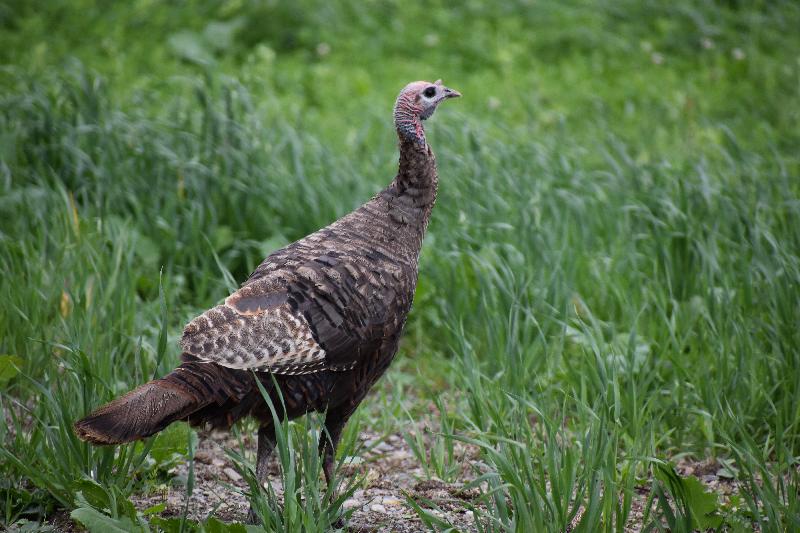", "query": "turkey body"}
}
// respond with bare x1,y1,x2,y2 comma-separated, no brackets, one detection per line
179,138,437,433
74,80,459,520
